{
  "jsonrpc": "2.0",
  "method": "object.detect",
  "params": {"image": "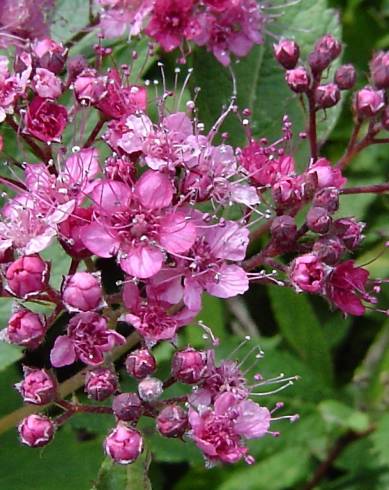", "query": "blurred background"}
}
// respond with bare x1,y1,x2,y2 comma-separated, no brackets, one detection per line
0,0,389,489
